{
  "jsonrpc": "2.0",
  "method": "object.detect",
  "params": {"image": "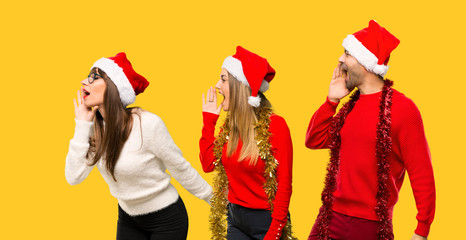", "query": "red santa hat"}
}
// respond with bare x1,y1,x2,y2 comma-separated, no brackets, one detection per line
221,46,275,107
91,52,149,106
342,20,400,77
